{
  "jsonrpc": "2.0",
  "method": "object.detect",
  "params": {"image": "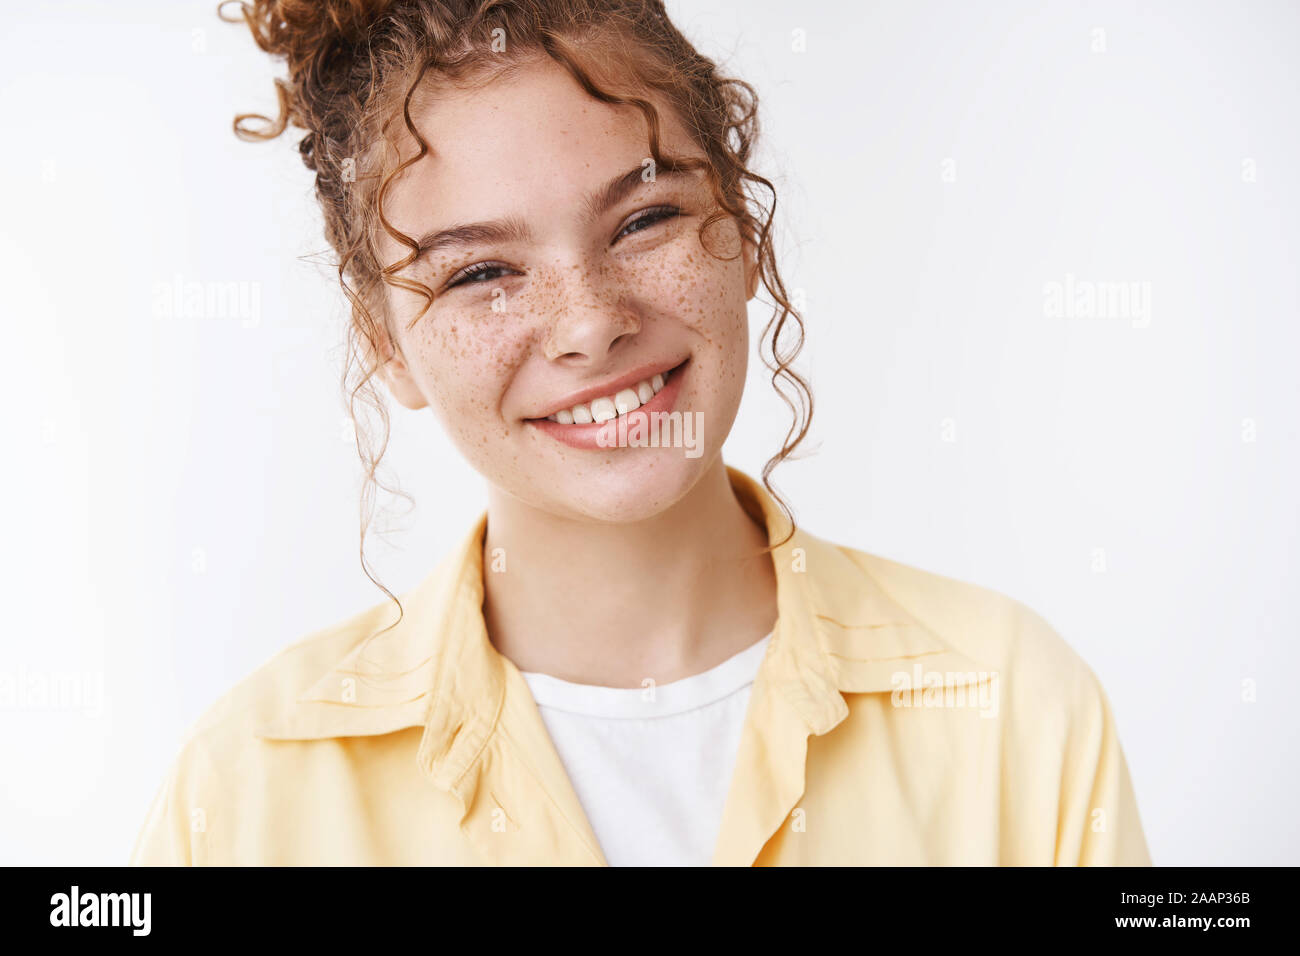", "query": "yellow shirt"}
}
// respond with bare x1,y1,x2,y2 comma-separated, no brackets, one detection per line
130,466,1151,866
